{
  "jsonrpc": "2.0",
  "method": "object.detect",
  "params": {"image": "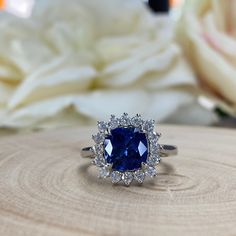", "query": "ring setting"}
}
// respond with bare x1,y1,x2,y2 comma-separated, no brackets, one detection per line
81,113,177,186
